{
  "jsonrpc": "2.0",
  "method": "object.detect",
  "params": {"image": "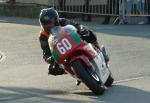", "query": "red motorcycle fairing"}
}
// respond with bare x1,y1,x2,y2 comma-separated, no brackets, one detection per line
49,25,97,76
70,55,91,68
70,43,98,68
